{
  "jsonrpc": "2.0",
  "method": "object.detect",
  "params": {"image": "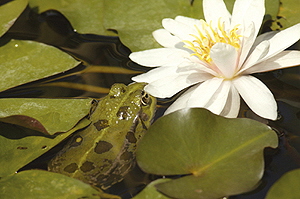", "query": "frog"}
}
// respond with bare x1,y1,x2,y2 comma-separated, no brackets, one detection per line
48,82,156,190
